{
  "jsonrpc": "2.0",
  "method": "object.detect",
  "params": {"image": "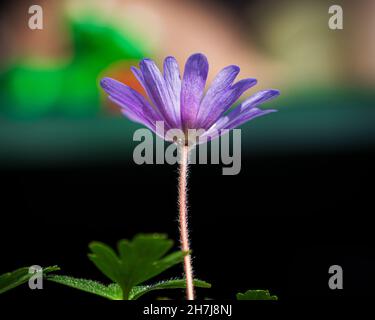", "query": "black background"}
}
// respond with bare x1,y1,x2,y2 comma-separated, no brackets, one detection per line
1,148,374,303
